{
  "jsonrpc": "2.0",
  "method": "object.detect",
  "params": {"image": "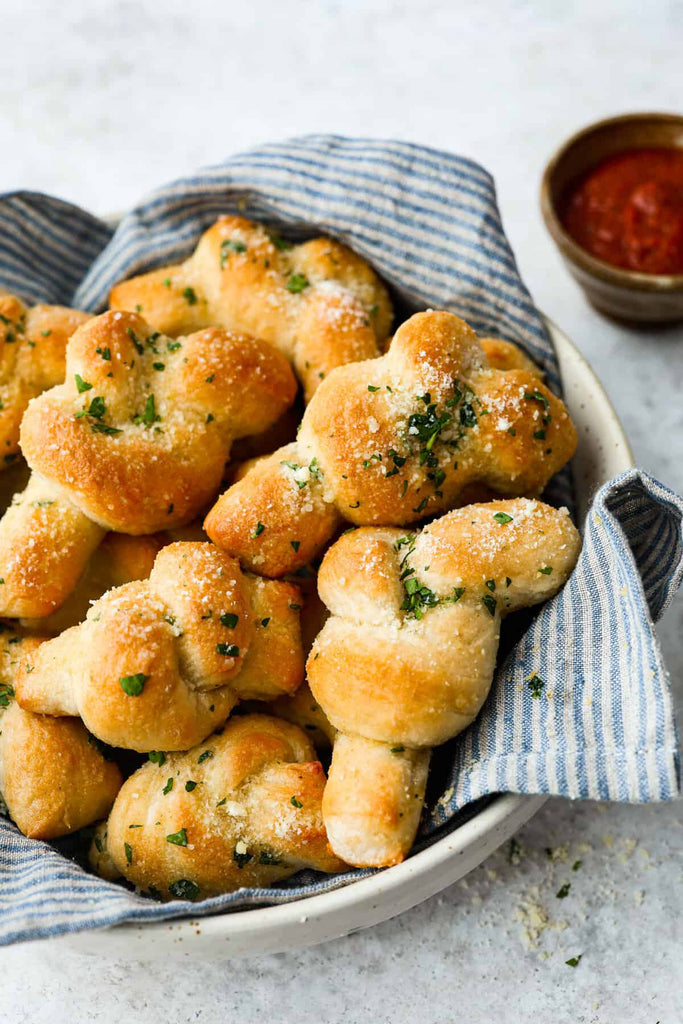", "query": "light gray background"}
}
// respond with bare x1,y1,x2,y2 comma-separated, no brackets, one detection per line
1,1,681,1021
